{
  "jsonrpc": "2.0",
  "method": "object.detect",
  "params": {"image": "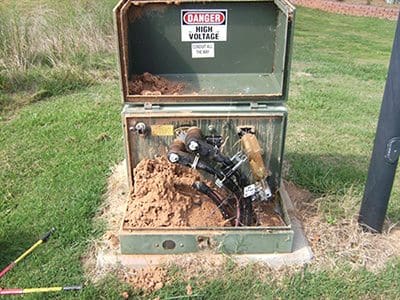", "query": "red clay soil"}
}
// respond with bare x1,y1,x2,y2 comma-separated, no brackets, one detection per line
292,0,399,20
129,72,185,96
123,157,285,229
123,157,227,228
254,201,286,227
